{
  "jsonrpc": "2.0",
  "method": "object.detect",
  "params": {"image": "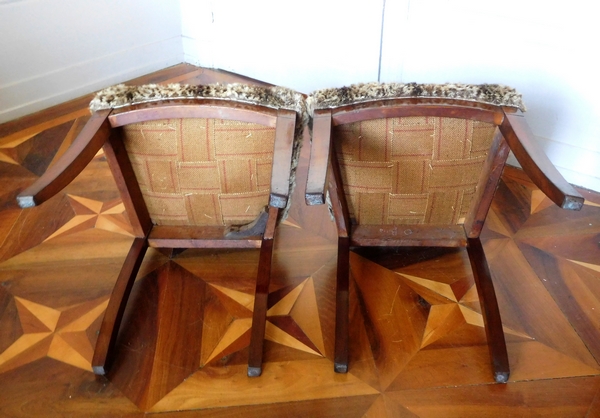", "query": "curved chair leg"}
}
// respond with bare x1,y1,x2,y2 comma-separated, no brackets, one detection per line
466,237,509,383
247,238,274,377
334,236,350,373
92,237,148,375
